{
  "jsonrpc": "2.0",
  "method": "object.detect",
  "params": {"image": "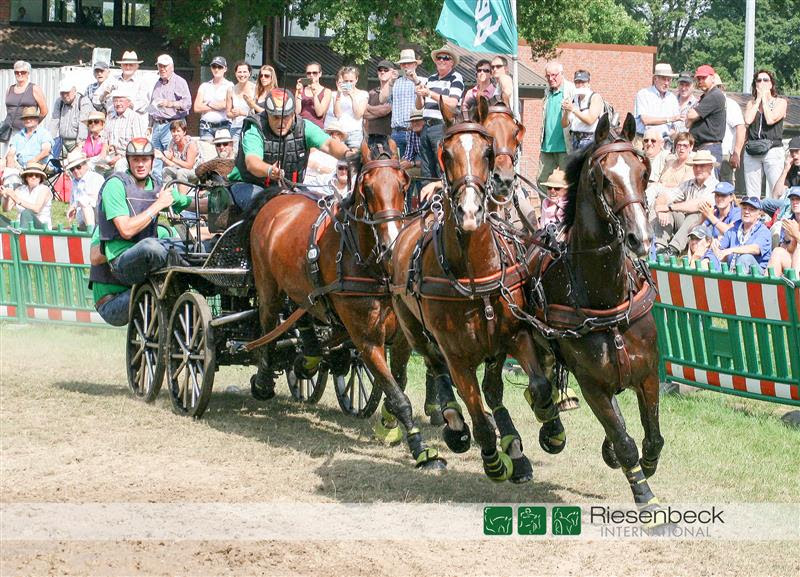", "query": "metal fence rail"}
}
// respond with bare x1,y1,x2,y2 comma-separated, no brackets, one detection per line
650,257,800,406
